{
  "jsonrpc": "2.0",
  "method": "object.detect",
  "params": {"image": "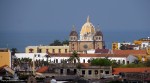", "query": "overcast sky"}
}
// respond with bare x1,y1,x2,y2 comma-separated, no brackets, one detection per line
0,0,150,52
